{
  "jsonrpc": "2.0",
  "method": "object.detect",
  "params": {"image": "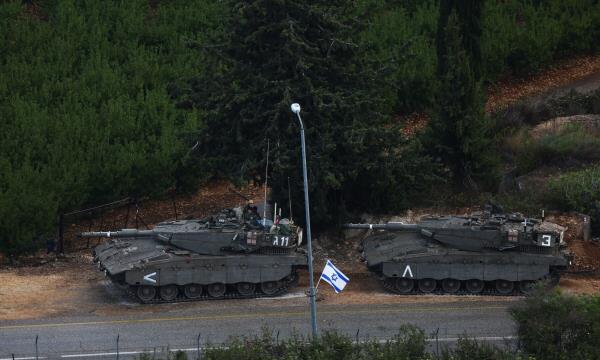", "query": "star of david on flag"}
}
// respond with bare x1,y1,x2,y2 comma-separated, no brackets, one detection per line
318,259,350,293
